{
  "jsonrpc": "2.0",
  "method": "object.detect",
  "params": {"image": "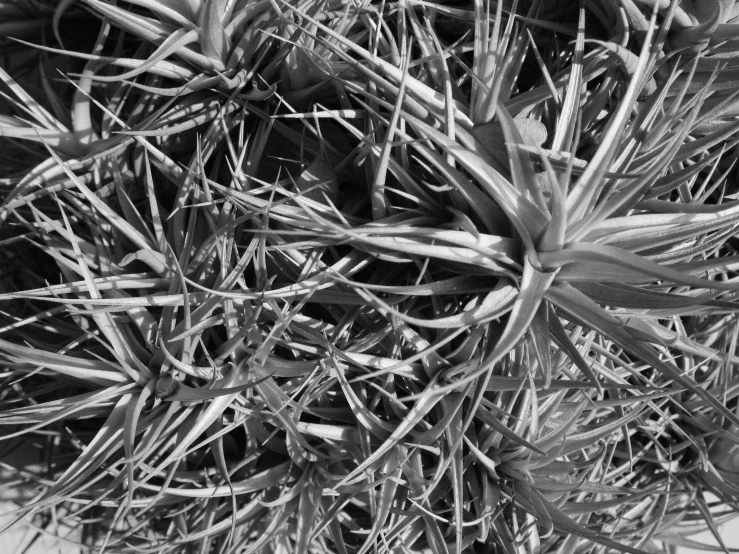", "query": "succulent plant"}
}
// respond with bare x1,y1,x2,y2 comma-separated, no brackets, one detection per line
1,1,739,553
